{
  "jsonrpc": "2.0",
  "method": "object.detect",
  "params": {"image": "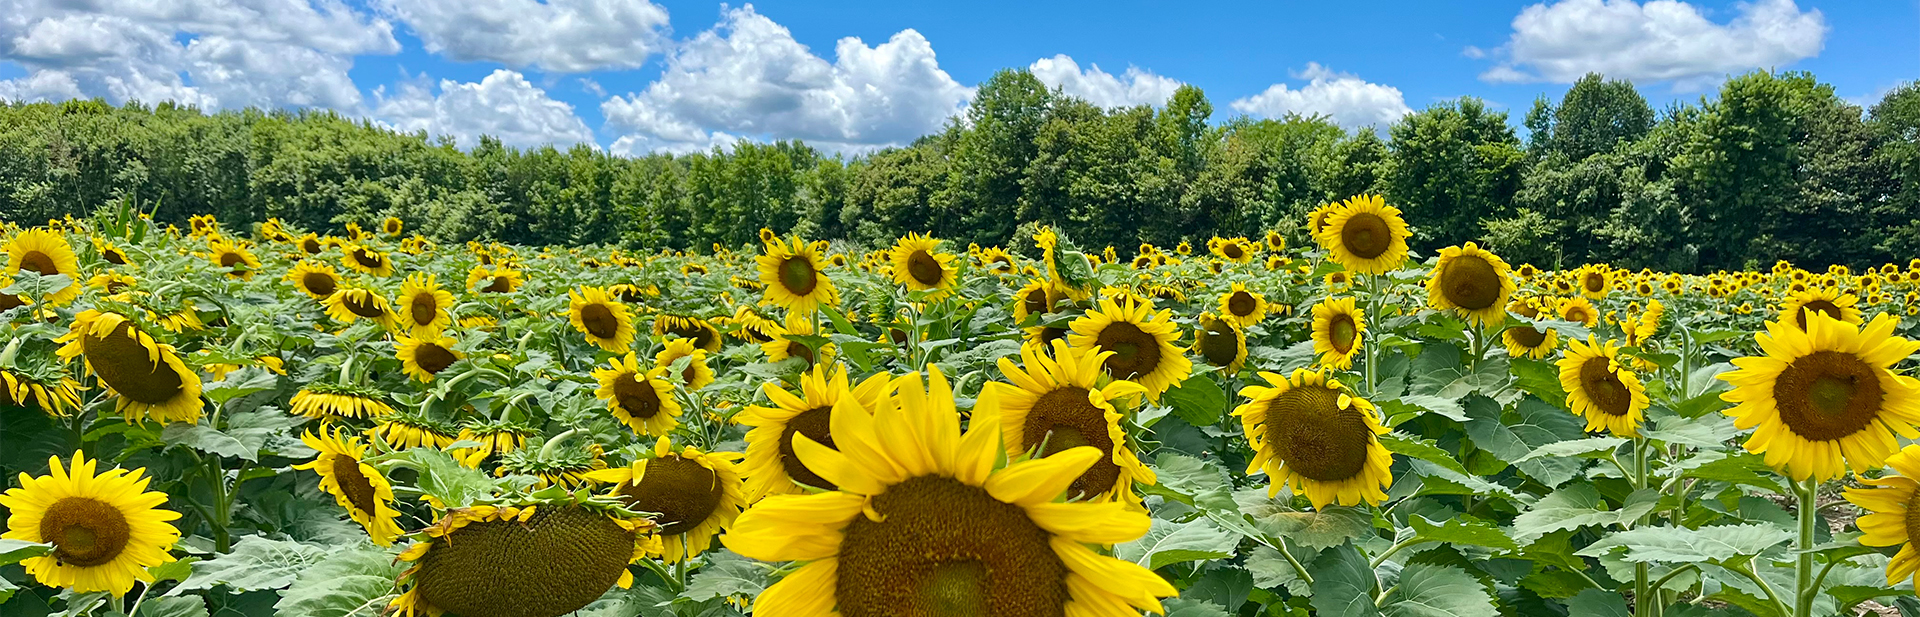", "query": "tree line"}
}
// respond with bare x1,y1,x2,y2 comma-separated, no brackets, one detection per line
1,69,1916,272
